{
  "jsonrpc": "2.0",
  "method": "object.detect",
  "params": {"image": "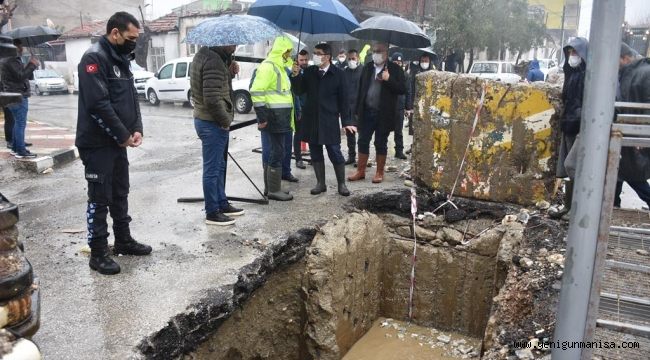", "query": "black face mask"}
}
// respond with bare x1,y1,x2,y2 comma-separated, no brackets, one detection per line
116,39,137,55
